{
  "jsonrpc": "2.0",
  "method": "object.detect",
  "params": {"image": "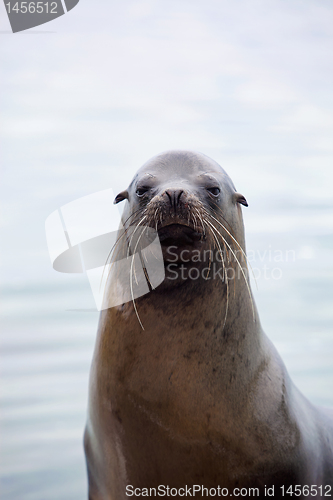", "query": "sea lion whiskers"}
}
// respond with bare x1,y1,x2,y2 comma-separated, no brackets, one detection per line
206,224,229,331
129,225,148,331
206,210,257,290
192,206,211,276
210,199,234,233
127,214,148,258
144,196,204,236
192,212,198,231
205,237,215,279
205,247,212,279
194,208,206,239
99,207,144,292
111,206,143,261
204,218,255,322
